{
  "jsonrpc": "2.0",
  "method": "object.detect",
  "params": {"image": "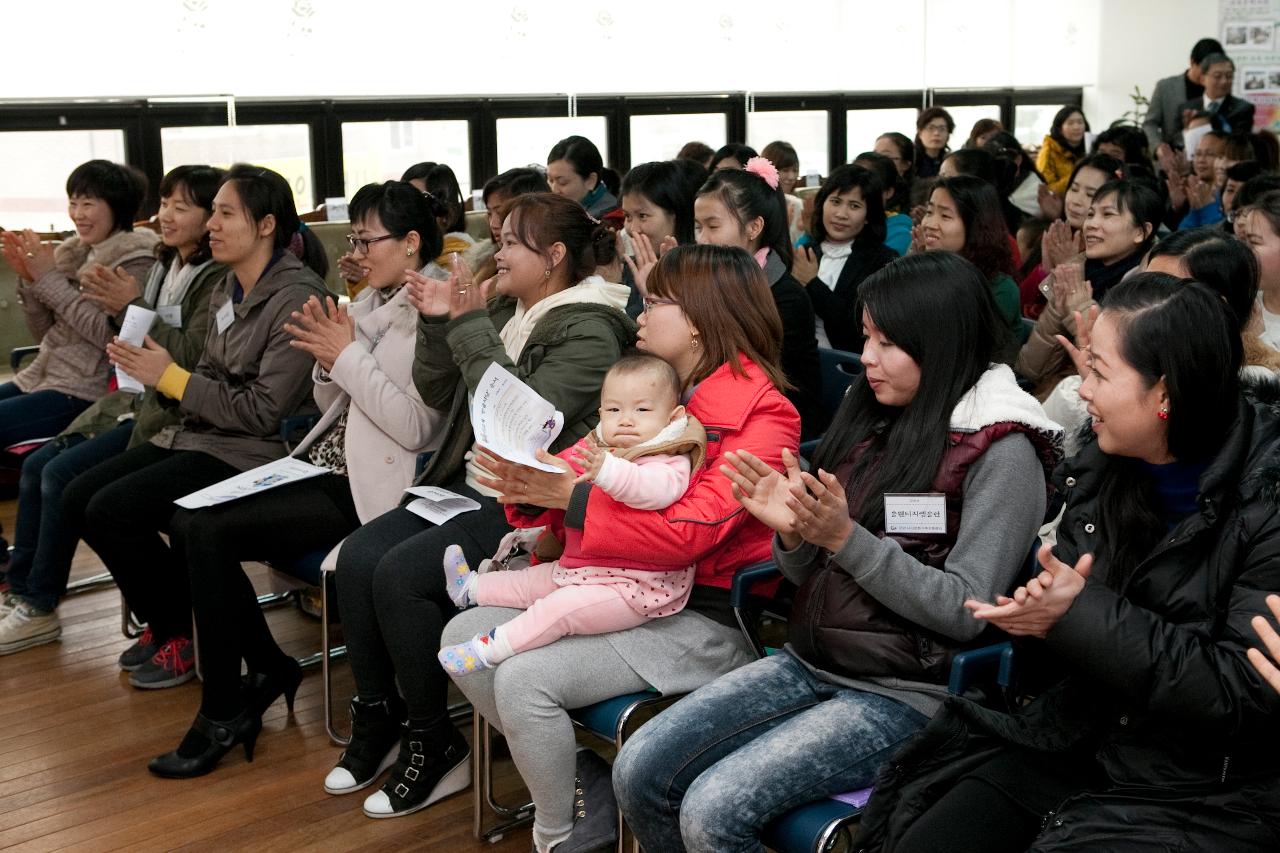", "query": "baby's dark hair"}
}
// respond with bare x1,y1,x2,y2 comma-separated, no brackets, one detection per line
605,353,682,407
